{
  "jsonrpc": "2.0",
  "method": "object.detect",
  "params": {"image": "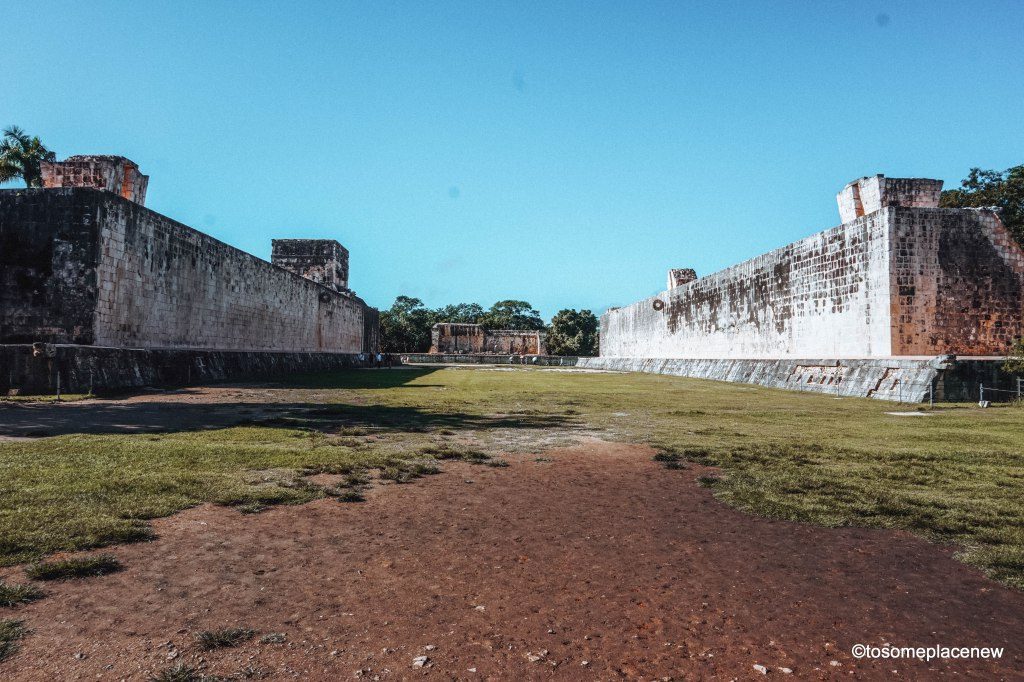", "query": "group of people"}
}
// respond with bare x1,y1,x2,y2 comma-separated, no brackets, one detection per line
357,352,393,368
